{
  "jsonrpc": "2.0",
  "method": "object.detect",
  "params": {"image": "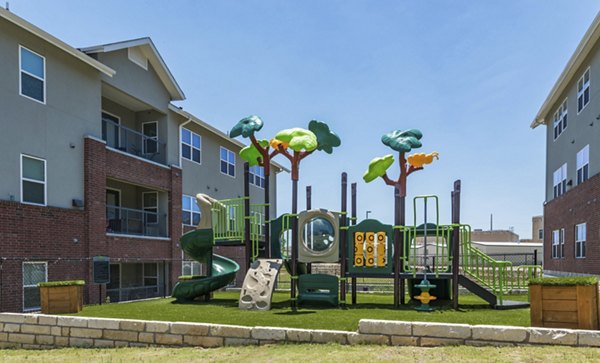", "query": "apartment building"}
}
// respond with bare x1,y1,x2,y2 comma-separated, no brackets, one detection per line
531,12,600,276
0,8,283,312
